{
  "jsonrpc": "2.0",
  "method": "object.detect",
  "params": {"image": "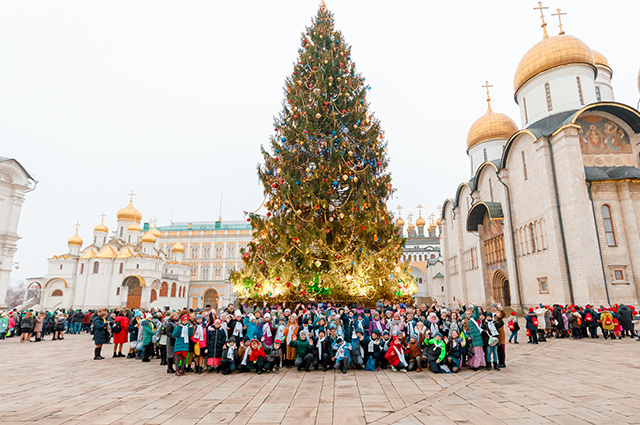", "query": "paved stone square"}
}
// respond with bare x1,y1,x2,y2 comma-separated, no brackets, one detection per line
1,334,639,424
